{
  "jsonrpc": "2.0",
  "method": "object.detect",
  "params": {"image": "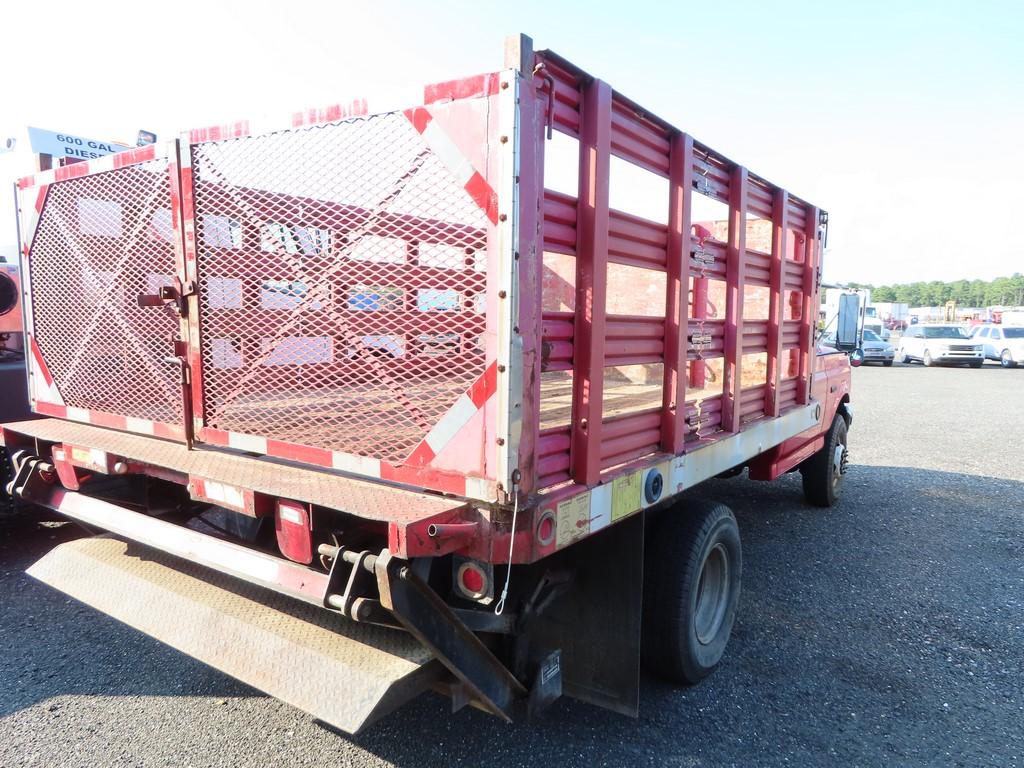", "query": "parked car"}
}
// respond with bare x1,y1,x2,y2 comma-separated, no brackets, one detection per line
896,324,983,367
823,329,894,366
859,329,895,366
969,324,1024,368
